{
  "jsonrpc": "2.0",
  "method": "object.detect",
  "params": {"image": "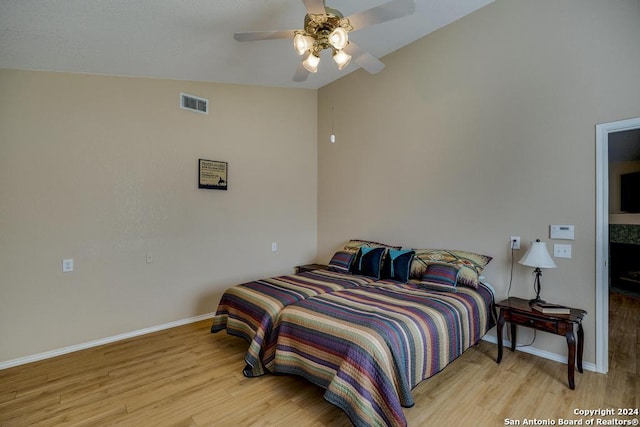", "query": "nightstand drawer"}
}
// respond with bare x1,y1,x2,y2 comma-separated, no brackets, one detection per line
506,311,559,334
